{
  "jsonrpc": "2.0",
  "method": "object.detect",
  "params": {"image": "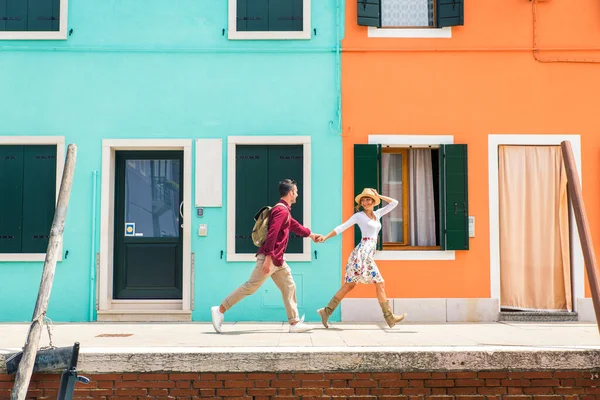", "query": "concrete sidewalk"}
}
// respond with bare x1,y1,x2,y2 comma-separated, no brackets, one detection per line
1,322,599,372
